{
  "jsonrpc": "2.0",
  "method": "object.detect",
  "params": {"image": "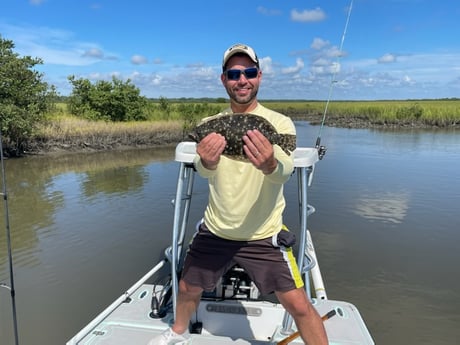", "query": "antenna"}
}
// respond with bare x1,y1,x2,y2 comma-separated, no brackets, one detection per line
315,0,354,159
0,129,20,345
